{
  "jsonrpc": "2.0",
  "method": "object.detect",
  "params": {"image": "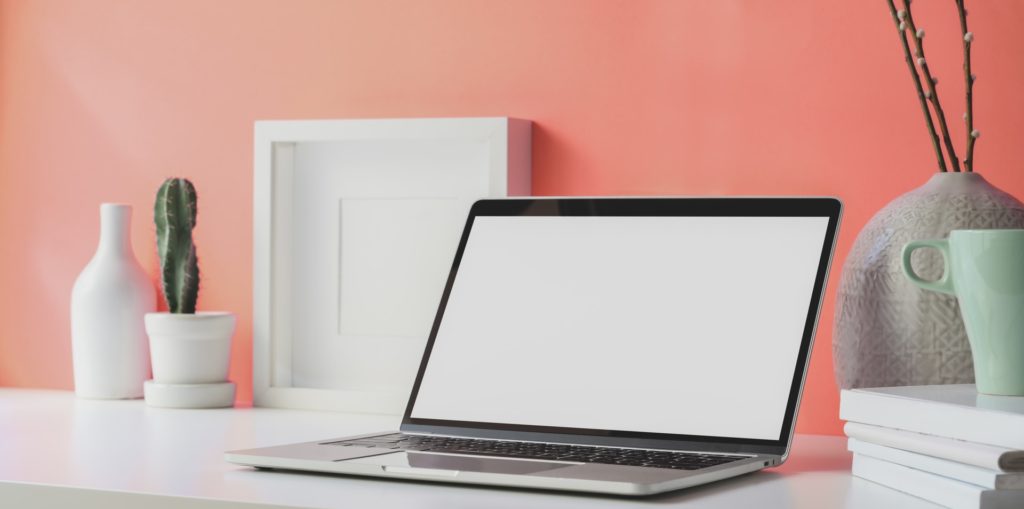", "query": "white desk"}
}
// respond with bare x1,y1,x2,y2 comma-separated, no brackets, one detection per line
0,389,939,508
